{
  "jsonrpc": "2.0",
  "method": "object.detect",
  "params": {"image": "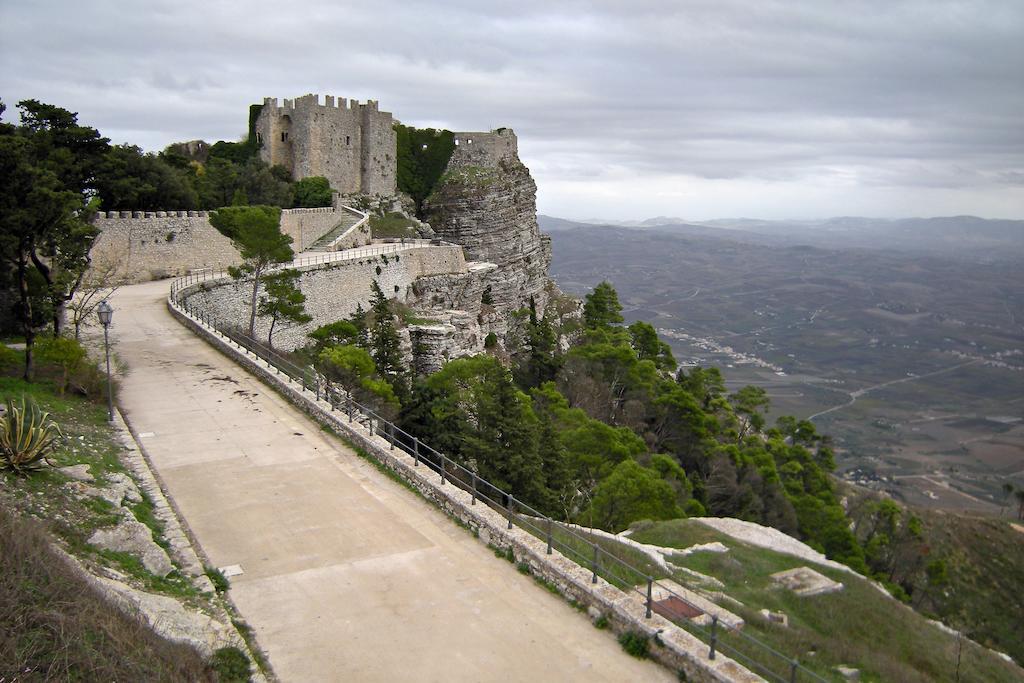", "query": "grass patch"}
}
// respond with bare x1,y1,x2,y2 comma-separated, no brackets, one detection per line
0,507,213,681
369,212,419,239
627,519,1023,683
618,630,650,658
